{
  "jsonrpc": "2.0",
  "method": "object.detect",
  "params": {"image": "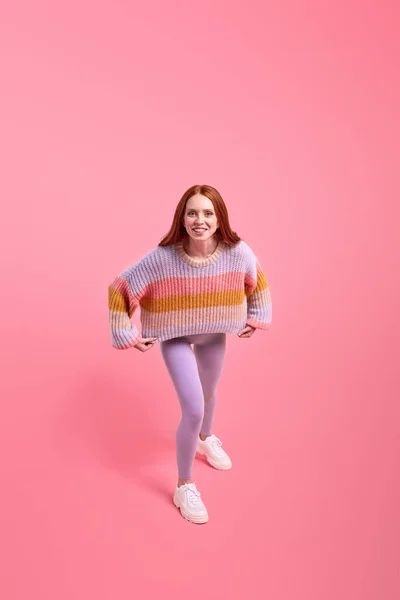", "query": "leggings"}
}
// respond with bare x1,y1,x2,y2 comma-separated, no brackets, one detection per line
160,333,226,479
